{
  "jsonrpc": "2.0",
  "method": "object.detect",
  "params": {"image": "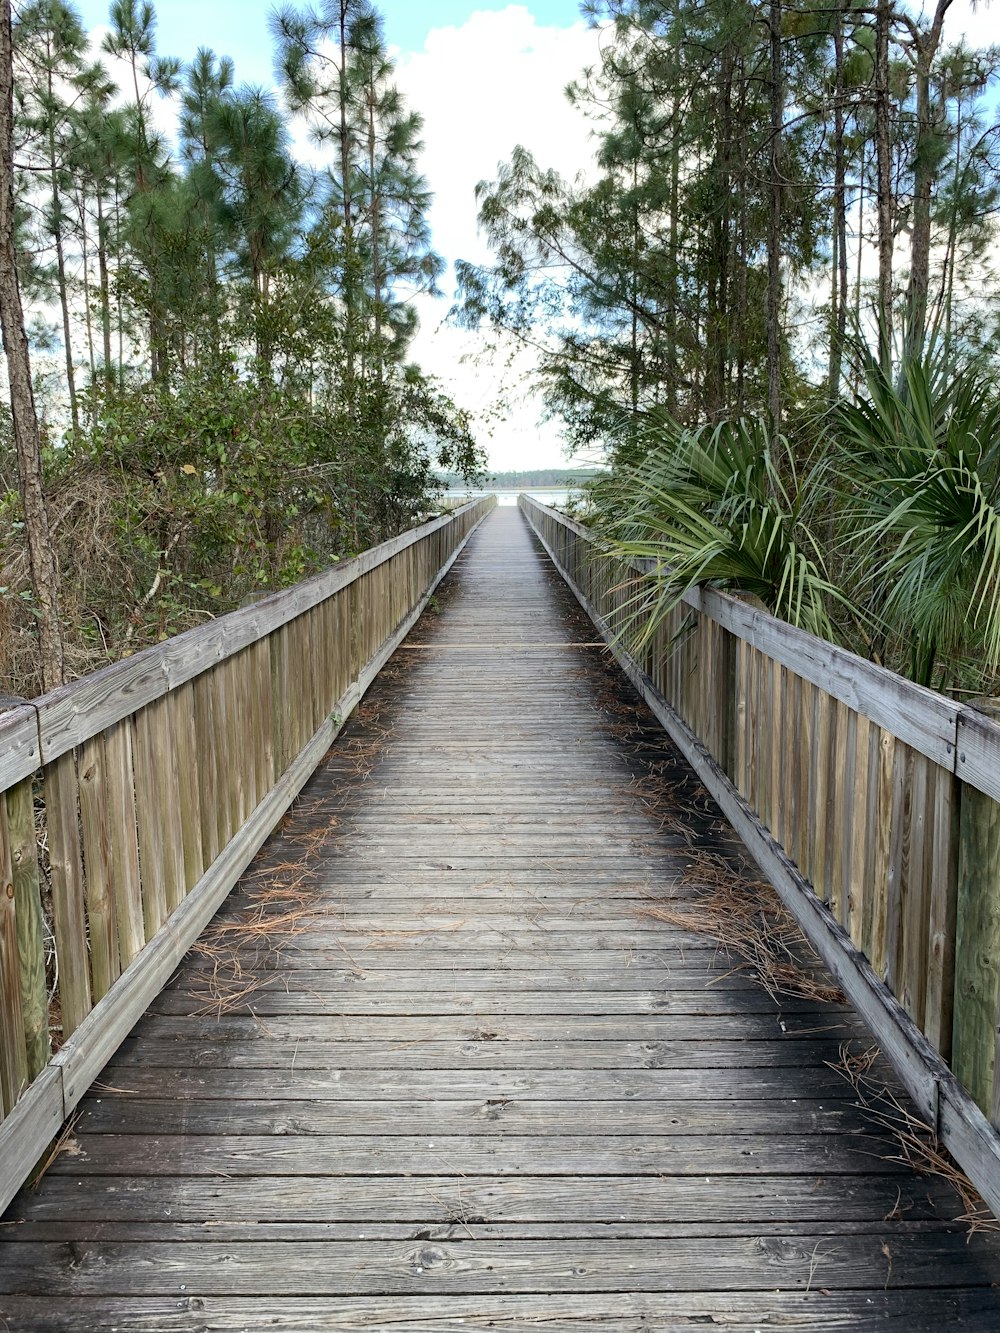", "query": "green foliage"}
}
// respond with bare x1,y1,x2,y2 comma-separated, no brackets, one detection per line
0,0,486,694
590,416,846,646
834,341,1000,689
